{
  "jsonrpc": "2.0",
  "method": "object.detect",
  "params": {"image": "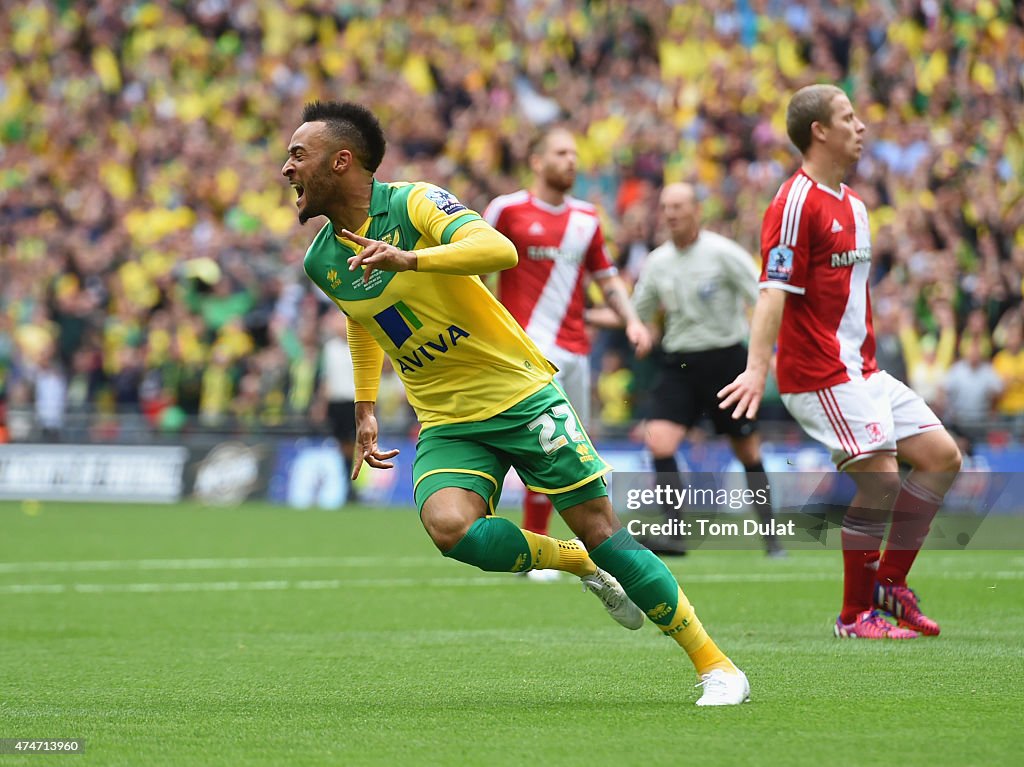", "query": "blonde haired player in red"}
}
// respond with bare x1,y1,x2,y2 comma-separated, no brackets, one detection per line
719,84,962,639
484,127,651,579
